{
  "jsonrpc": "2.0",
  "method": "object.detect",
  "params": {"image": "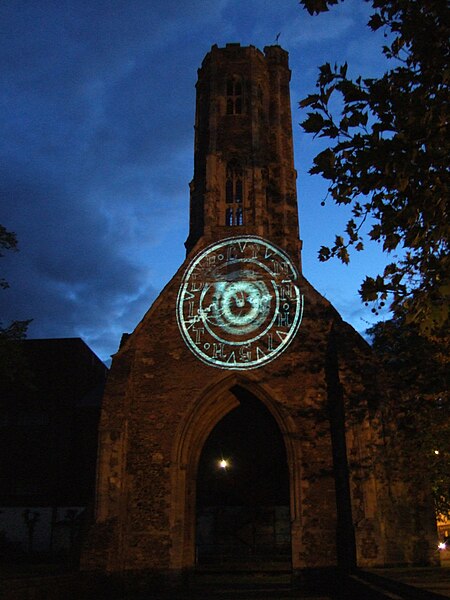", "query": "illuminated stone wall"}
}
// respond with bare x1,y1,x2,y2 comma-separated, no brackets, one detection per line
82,264,414,573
